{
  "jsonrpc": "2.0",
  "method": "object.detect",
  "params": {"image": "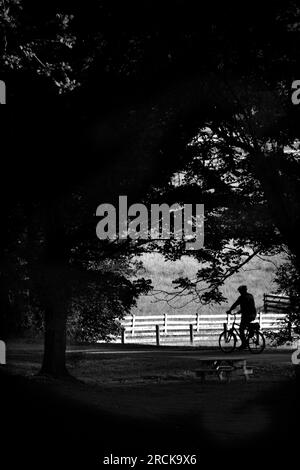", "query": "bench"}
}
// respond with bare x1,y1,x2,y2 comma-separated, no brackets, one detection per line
263,293,293,314
194,359,253,383
263,293,300,335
